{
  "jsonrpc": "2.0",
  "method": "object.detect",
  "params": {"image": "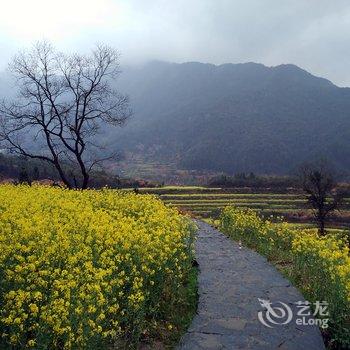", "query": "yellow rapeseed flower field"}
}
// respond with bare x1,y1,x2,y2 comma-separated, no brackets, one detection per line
0,185,196,349
220,206,350,348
